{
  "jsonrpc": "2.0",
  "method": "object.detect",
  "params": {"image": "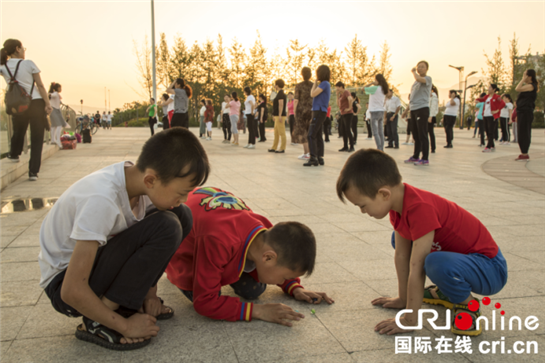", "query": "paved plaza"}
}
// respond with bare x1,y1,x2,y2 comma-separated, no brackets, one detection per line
1,126,544,362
